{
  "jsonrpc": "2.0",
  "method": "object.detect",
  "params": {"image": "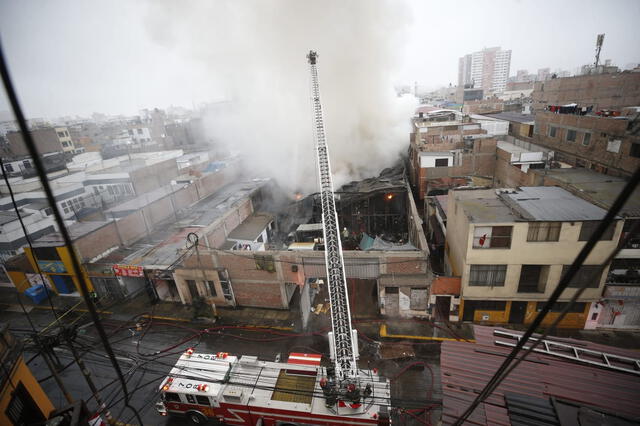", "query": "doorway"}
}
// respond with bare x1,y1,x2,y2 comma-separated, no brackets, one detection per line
435,296,451,321
509,301,528,324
